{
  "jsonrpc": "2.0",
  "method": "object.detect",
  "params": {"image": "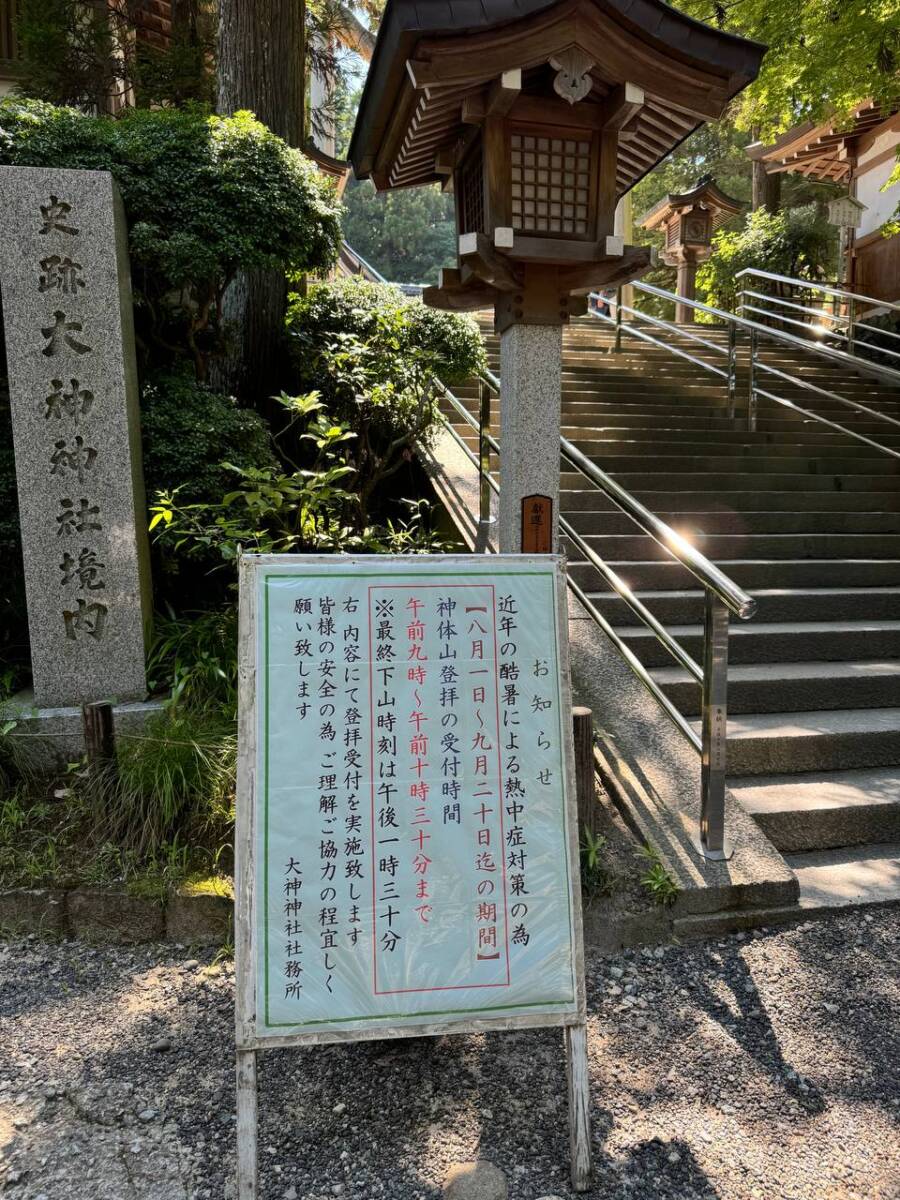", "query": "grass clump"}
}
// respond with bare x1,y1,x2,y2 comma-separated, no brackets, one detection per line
0,605,237,896
637,844,679,907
